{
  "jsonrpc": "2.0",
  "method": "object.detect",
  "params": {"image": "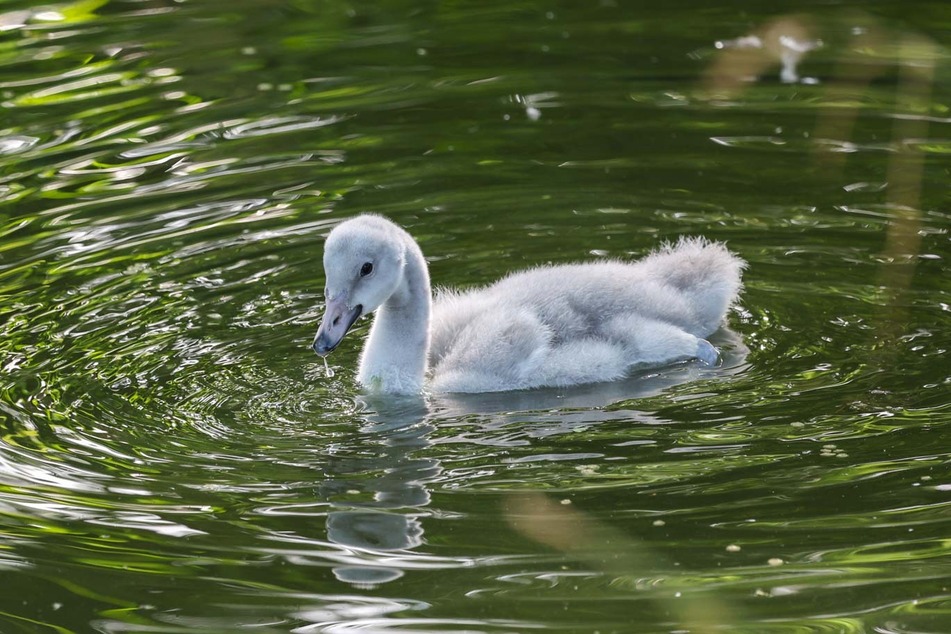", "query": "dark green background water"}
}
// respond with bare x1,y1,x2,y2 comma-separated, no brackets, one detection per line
1,0,949,632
